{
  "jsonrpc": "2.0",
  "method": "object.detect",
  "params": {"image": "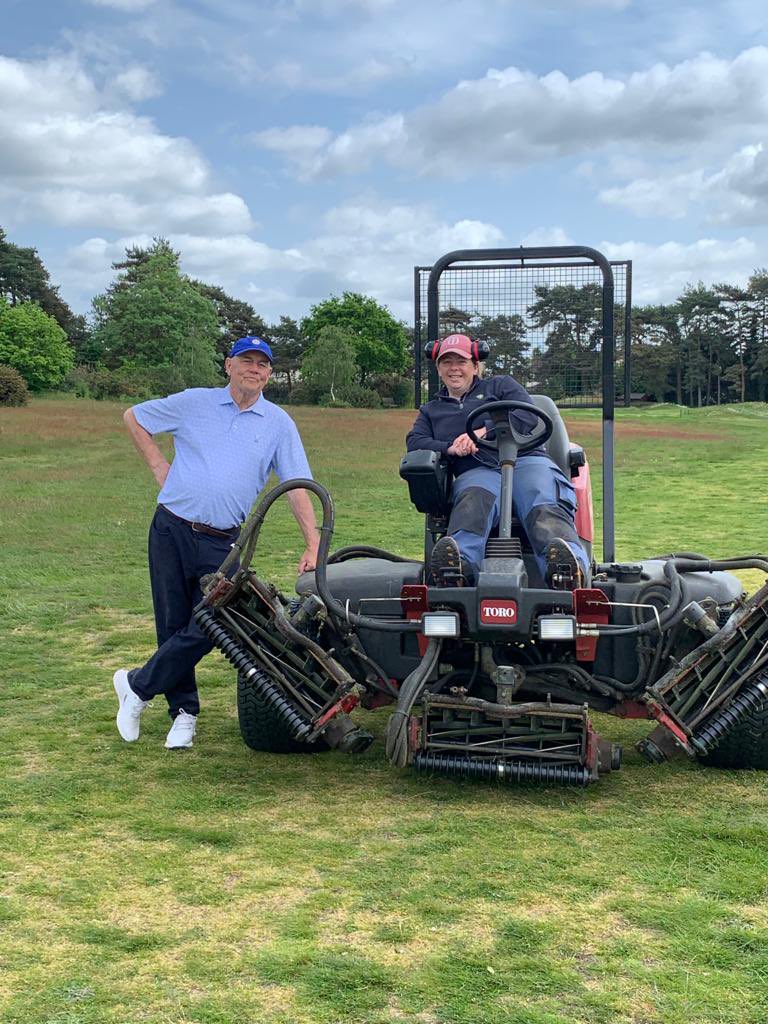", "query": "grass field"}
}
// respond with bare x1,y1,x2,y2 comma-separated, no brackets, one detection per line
2,396,768,1024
